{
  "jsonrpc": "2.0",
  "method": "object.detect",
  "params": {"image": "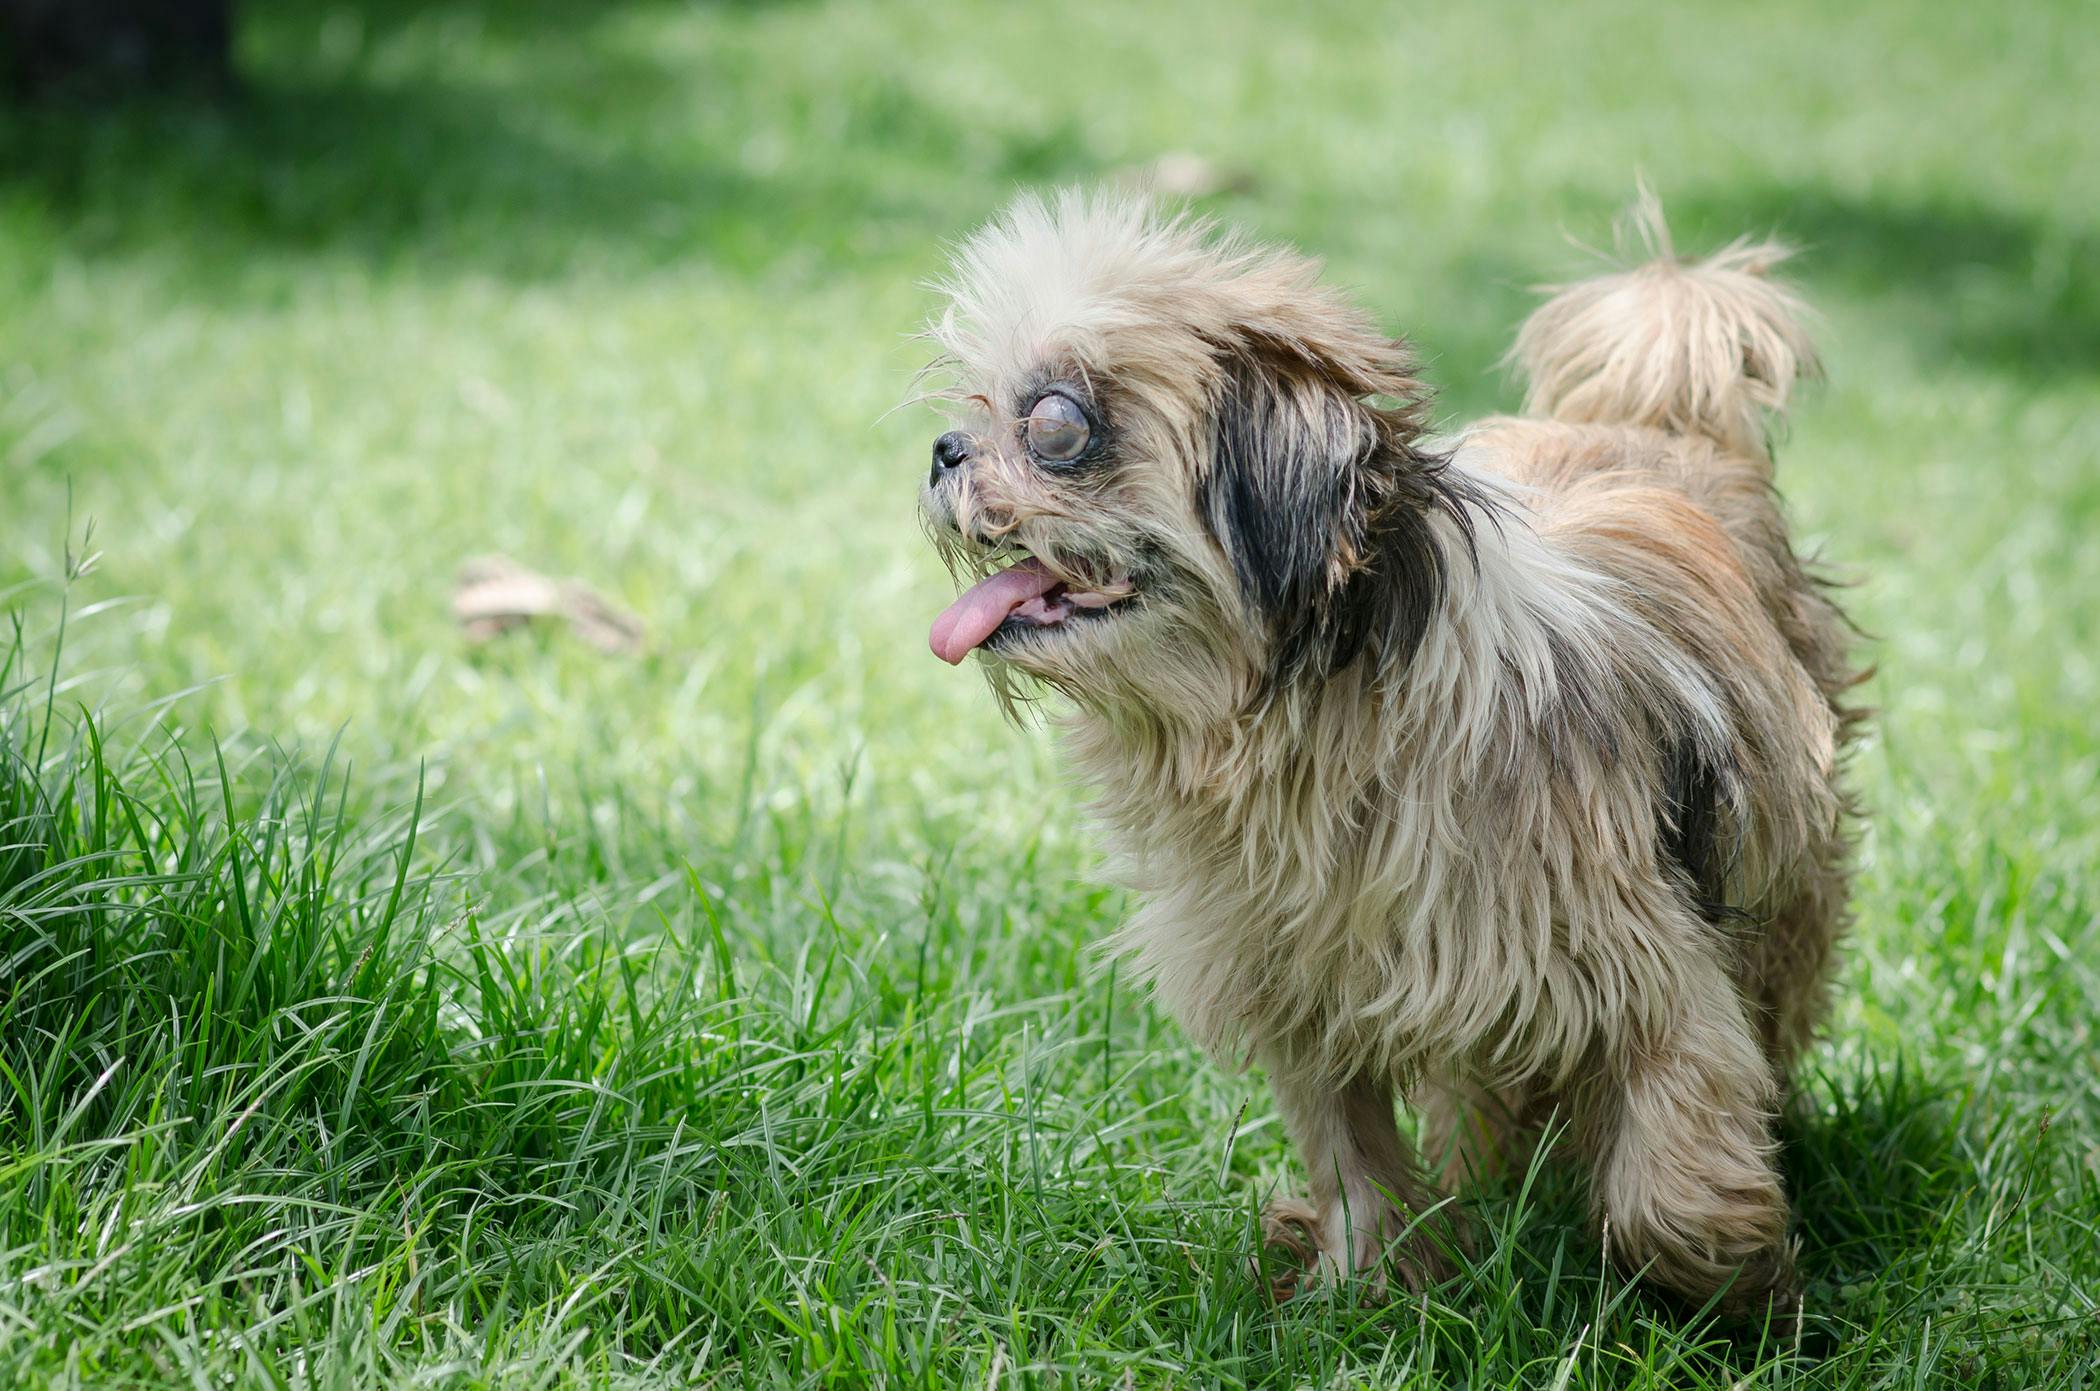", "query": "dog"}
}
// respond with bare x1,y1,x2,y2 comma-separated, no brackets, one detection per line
915,190,1862,1320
